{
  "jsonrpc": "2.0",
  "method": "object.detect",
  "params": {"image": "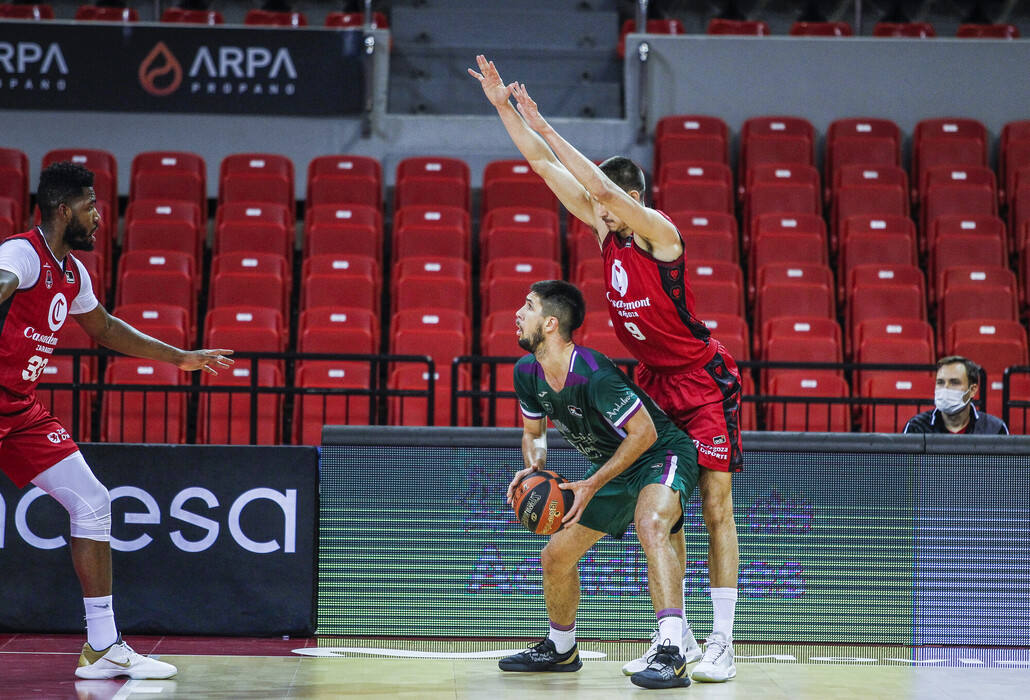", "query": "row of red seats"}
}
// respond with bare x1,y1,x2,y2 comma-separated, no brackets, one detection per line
702,18,1019,38
0,5,388,27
